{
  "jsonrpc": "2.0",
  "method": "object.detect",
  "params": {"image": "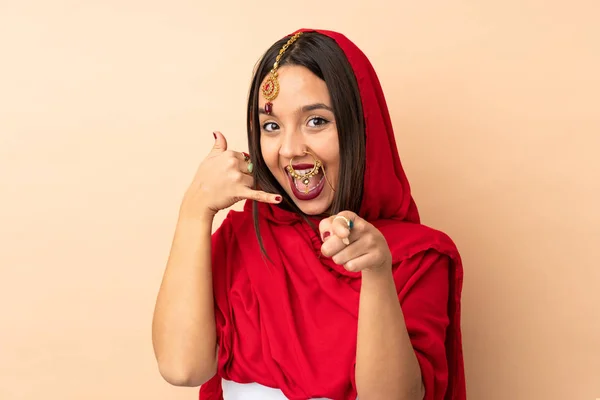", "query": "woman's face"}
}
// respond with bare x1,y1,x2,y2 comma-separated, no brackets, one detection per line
258,65,339,216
